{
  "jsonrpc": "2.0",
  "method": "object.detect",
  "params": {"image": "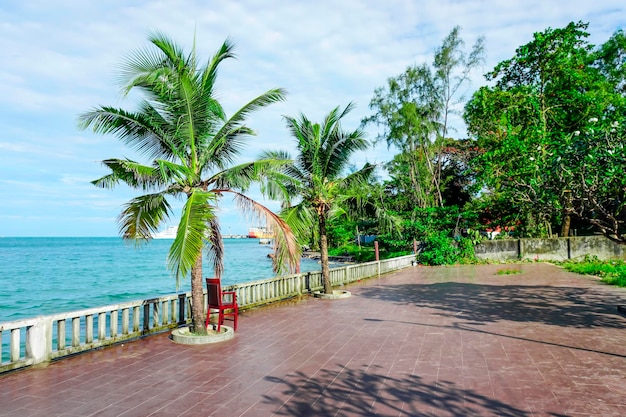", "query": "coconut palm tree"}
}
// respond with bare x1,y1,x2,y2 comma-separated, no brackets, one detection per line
79,33,299,335
264,103,381,294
